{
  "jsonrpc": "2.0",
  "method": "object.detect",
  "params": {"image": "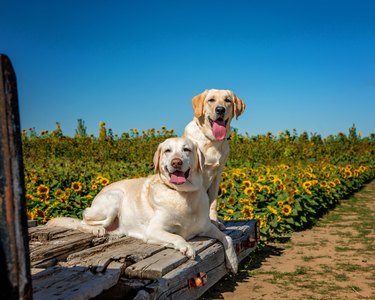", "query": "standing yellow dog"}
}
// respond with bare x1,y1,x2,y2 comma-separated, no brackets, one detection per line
184,89,245,229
